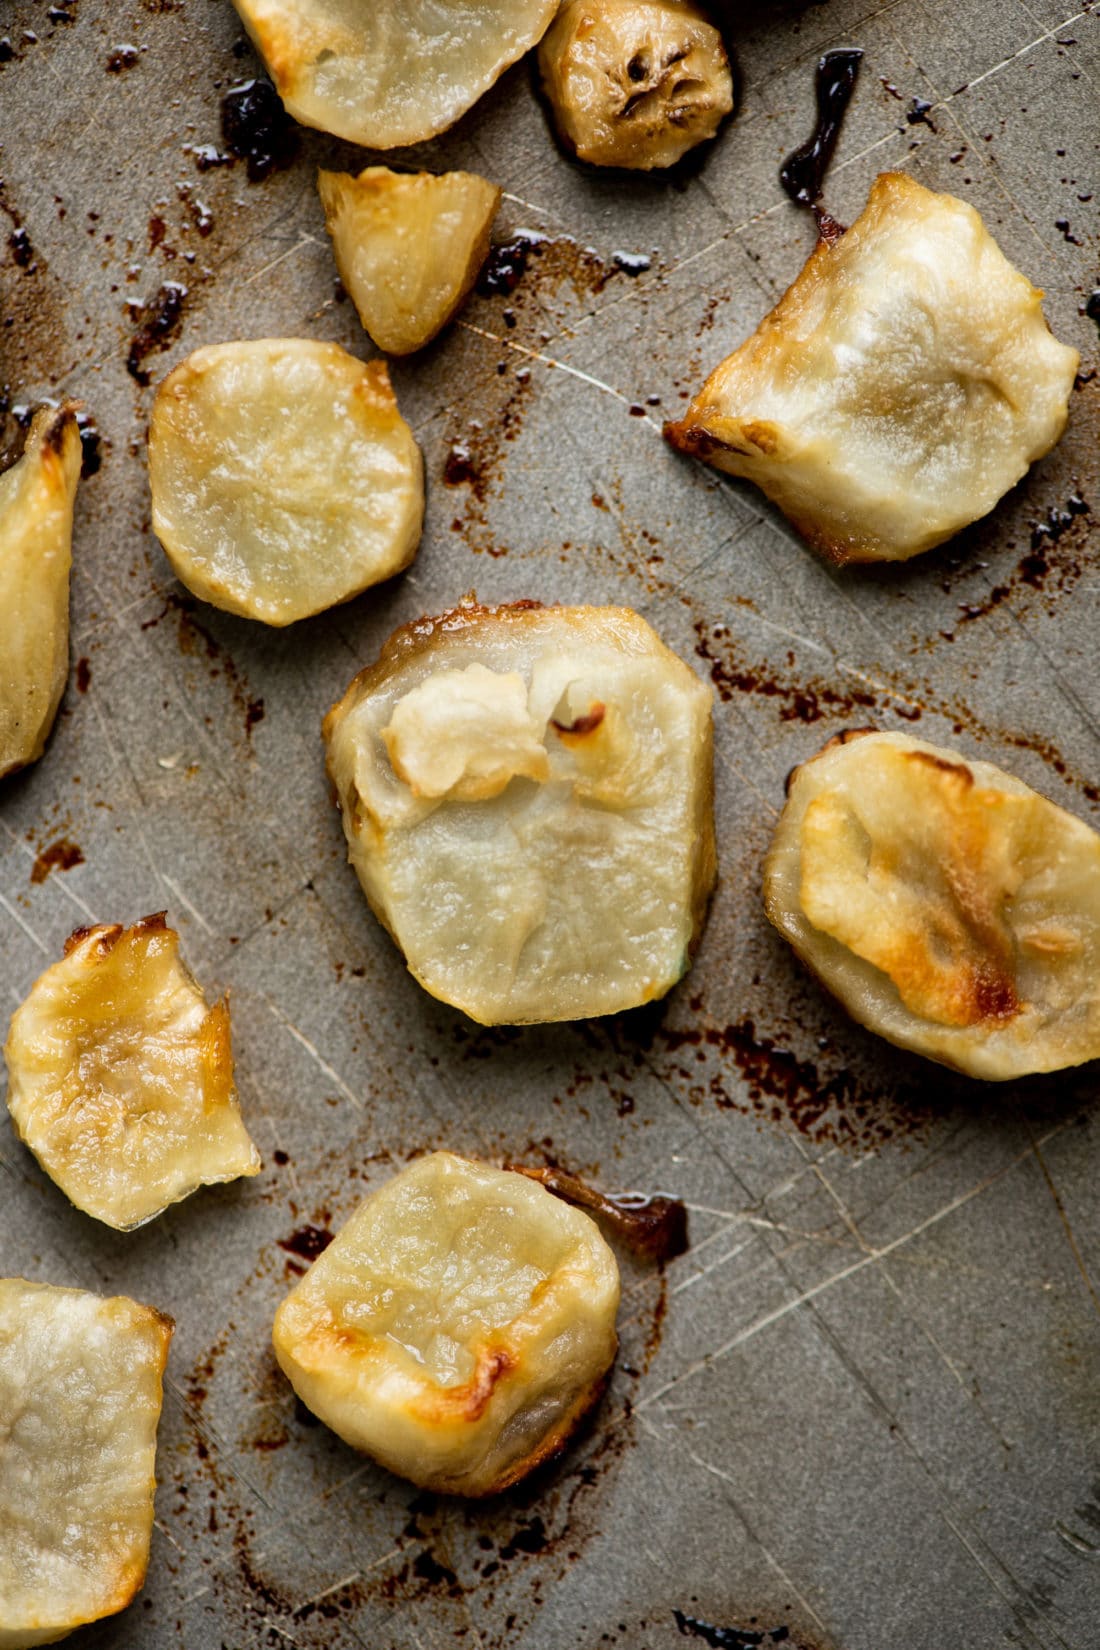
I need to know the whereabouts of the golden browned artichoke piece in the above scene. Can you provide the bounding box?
[538,0,733,169]
[273,1153,620,1495]
[666,173,1079,563]
[323,600,717,1025]
[232,0,558,148]
[0,1279,172,1648]
[0,403,81,780]
[318,167,501,356]
[764,730,1100,1079]
[148,340,424,625]
[4,915,260,1229]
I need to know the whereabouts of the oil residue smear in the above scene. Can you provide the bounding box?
[779,48,864,240]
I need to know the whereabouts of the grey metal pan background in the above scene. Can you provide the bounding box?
[1,1,1098,1646]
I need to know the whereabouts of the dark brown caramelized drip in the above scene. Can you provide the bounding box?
[476,231,547,296]
[126,281,187,383]
[511,1165,688,1263]
[277,1225,334,1264]
[674,1611,803,1649]
[779,48,863,238]
[220,78,298,182]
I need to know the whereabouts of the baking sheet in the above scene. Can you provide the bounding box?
[1,0,1098,1645]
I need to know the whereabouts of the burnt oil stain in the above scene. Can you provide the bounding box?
[30,838,85,884]
[1085,288,1100,334]
[693,620,880,723]
[74,410,101,476]
[220,77,298,182]
[126,281,187,384]
[105,43,139,71]
[276,1224,334,1264]
[779,49,863,239]
[674,1609,807,1648]
[954,494,1091,626]
[477,231,547,297]
[140,593,267,745]
[75,656,92,693]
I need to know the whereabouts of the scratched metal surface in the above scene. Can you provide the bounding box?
[1,0,1098,1646]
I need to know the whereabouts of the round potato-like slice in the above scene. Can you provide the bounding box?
[272,1152,620,1495]
[148,340,424,626]
[0,403,81,780]
[318,167,501,356]
[764,730,1100,1079]
[539,0,733,170]
[0,1279,172,1648]
[232,0,558,148]
[323,600,717,1024]
[4,914,260,1230]
[666,173,1079,563]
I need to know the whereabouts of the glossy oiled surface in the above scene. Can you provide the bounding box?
[0,1,1097,1647]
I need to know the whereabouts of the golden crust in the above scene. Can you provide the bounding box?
[4,917,260,1229]
[764,731,1100,1078]
[272,1153,620,1496]
[666,172,1079,564]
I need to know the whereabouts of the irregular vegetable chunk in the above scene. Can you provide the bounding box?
[323,601,716,1024]
[0,404,80,779]
[272,1152,620,1495]
[0,1279,172,1648]
[666,173,1079,563]
[149,340,423,625]
[5,915,260,1229]
[232,0,558,148]
[764,730,1100,1078]
[539,0,733,169]
[318,167,501,356]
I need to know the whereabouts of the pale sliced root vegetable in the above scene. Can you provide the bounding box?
[148,340,423,626]
[272,1152,620,1495]
[538,0,733,170]
[0,1279,172,1648]
[318,167,501,356]
[0,403,80,780]
[764,730,1100,1079]
[665,173,1079,563]
[4,914,260,1230]
[323,599,716,1025]
[232,0,558,148]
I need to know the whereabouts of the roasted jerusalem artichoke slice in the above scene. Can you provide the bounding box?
[666,173,1079,563]
[0,1279,171,1648]
[0,404,80,780]
[318,167,501,356]
[148,340,423,625]
[232,0,558,148]
[323,600,716,1025]
[4,915,260,1229]
[272,1152,620,1495]
[764,731,1100,1079]
[538,0,733,169]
